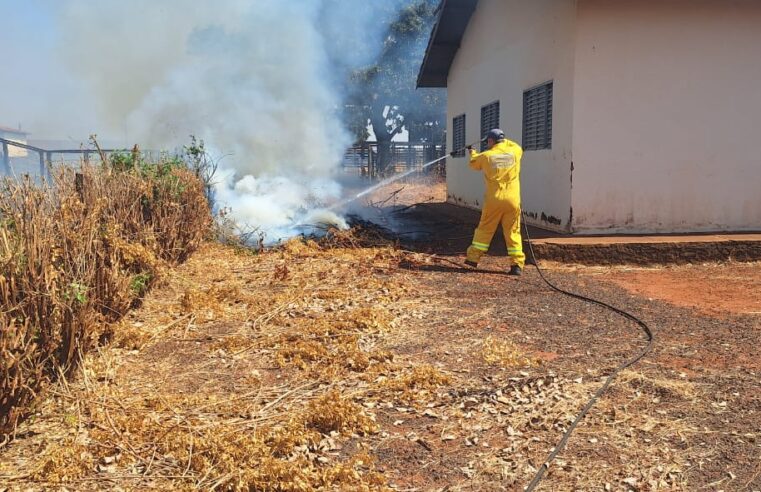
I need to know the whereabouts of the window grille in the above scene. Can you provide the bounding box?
[522,81,553,151]
[480,101,500,151]
[452,114,466,157]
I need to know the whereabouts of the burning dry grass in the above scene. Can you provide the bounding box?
[0,158,210,438]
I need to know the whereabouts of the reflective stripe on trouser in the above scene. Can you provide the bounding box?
[465,200,525,268]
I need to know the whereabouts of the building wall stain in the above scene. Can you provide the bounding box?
[450,196,565,230]
[541,212,562,226]
[448,194,480,208]
[524,209,564,228]
[569,160,574,231]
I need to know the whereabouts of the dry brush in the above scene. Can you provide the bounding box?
[0,158,211,438]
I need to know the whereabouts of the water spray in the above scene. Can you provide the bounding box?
[330,141,480,211]
[293,141,479,236]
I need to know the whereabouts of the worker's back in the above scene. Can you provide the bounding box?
[469,139,523,201]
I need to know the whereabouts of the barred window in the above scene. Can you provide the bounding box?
[480,101,500,151]
[452,114,466,157]
[522,81,553,151]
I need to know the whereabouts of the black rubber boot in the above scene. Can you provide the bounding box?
[508,265,522,276]
[464,260,478,268]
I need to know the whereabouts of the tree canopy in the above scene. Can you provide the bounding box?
[342,0,445,174]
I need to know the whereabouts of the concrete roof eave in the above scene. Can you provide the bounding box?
[416,0,479,88]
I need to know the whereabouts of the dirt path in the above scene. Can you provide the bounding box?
[1,238,759,491]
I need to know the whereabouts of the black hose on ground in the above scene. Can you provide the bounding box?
[392,207,655,491]
[347,196,655,489]
[520,214,655,491]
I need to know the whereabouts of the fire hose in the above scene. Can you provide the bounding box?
[331,145,655,490]
[402,217,654,490]
[519,216,654,491]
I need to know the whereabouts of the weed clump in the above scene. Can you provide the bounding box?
[306,390,378,435]
[0,154,211,437]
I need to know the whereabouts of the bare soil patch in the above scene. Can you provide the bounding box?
[585,262,761,316]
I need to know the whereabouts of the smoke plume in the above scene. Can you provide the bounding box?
[3,0,409,243]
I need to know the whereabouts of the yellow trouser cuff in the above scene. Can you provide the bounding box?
[466,246,486,264]
[471,242,489,252]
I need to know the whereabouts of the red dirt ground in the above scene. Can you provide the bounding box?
[589,263,761,316]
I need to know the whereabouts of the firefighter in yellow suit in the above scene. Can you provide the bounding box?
[465,129,525,276]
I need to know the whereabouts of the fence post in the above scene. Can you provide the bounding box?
[75,172,85,201]
[45,152,53,181]
[1,142,9,174]
[39,151,45,179]
[368,143,372,177]
[361,142,367,177]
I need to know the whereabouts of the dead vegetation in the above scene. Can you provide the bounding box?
[0,157,210,439]
[0,215,758,490]
[481,336,540,369]
[0,233,414,490]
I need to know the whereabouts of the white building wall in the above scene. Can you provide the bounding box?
[446,0,577,231]
[572,0,761,233]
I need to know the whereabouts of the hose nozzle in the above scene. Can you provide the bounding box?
[449,141,479,158]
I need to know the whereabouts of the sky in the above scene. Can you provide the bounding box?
[0,0,101,141]
[0,0,412,144]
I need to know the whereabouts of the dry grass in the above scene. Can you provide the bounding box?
[1,218,740,491]
[481,336,540,368]
[26,386,386,491]
[0,159,210,438]
[542,370,700,490]
[380,364,451,403]
[1,231,408,490]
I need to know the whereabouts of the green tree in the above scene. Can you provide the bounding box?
[344,0,445,176]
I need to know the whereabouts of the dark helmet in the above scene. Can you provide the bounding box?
[484,128,506,142]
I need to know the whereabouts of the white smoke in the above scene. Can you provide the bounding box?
[45,0,406,243]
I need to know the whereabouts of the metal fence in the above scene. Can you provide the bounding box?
[1,137,448,181]
[342,142,446,177]
[0,137,159,180]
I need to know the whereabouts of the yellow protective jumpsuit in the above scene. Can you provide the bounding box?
[466,139,525,268]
